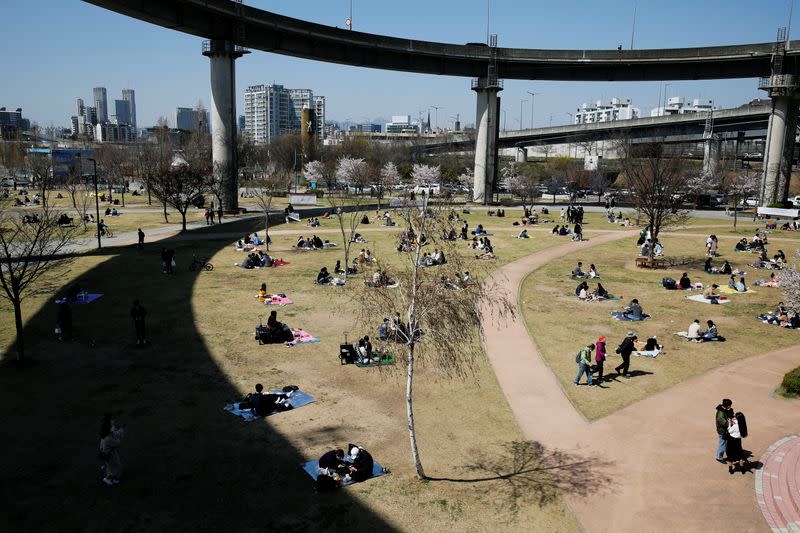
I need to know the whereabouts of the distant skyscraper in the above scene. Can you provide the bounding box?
[114,99,130,126]
[122,88,136,133]
[313,96,326,141]
[85,106,98,126]
[76,98,85,117]
[93,87,108,123]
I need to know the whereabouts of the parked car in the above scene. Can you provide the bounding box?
[741,197,759,207]
[790,195,800,207]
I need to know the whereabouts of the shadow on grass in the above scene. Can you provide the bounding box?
[427,440,614,514]
[0,220,396,532]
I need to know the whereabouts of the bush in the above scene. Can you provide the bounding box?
[768,201,793,209]
[781,366,800,395]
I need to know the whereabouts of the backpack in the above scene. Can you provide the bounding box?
[662,277,676,290]
[575,352,582,364]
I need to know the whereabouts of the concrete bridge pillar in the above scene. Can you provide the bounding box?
[515,147,528,163]
[759,75,800,206]
[203,40,248,212]
[702,137,721,176]
[472,77,502,204]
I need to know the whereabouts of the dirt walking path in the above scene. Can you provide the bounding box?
[481,230,800,532]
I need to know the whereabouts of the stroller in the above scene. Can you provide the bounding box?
[255,315,270,345]
[339,332,358,364]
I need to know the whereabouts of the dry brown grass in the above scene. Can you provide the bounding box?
[0,212,579,532]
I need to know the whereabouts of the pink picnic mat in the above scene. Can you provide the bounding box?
[265,295,293,306]
[286,329,319,346]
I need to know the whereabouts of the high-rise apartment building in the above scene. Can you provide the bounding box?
[574,98,640,124]
[122,89,136,132]
[76,98,85,117]
[244,84,326,143]
[93,87,108,123]
[114,99,130,126]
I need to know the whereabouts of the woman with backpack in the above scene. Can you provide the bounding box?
[726,412,750,473]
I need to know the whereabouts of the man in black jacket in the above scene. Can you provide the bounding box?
[348,445,374,482]
[614,331,637,377]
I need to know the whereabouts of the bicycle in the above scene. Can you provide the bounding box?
[189,255,214,271]
[96,226,114,238]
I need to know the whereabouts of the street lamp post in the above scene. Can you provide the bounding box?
[501,109,507,132]
[565,113,574,157]
[526,91,542,129]
[519,99,527,131]
[87,157,102,249]
[662,83,672,116]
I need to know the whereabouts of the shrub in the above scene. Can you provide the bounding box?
[781,366,800,396]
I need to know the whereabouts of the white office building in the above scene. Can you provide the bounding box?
[244,84,326,143]
[650,97,714,117]
[384,115,419,134]
[574,98,640,124]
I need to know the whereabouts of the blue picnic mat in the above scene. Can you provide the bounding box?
[55,293,103,305]
[302,456,386,486]
[223,390,315,422]
[611,311,648,321]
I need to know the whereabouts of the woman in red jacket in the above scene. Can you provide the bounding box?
[593,336,607,384]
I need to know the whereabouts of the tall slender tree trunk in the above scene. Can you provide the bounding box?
[180,210,187,232]
[147,185,152,206]
[264,212,271,252]
[406,343,425,478]
[13,299,25,362]
[733,198,738,230]
[162,200,169,223]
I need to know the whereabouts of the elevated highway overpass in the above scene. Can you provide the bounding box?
[83,0,800,206]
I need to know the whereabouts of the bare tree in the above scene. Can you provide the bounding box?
[354,201,514,478]
[27,151,53,209]
[618,141,690,259]
[507,167,539,213]
[779,252,800,311]
[328,157,371,281]
[723,171,760,229]
[543,175,565,204]
[0,203,75,361]
[63,163,94,231]
[95,144,129,207]
[149,141,211,232]
[250,156,291,251]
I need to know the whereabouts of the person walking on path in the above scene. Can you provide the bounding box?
[614,331,637,377]
[573,343,595,386]
[137,228,145,250]
[593,336,607,384]
[715,399,734,463]
[131,300,147,345]
[217,207,223,225]
[99,414,124,486]
[572,222,583,242]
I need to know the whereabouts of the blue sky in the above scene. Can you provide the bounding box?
[3,0,798,130]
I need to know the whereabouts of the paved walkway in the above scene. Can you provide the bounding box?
[480,230,800,532]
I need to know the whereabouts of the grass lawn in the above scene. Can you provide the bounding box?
[0,210,577,532]
[521,231,800,420]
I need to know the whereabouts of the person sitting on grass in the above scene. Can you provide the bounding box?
[687,319,702,340]
[703,284,720,303]
[473,224,486,236]
[576,281,590,300]
[317,267,332,285]
[378,318,390,341]
[735,276,748,292]
[552,225,559,235]
[623,299,647,320]
[459,271,471,287]
[727,274,737,290]
[517,228,529,239]
[356,336,373,361]
[704,257,713,273]
[334,260,344,275]
[735,238,748,251]
[588,264,599,279]
[634,336,660,352]
[593,283,609,300]
[559,225,570,236]
[678,272,692,290]
[257,283,268,302]
[703,320,718,340]
[572,262,586,278]
[361,214,370,225]
[720,260,732,275]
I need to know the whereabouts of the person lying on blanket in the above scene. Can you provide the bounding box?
[634,336,660,352]
[757,273,780,287]
[238,384,293,416]
[623,299,647,320]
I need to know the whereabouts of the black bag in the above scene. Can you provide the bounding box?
[575,352,582,364]
[661,277,677,290]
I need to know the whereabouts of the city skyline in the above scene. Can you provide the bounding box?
[3,0,798,131]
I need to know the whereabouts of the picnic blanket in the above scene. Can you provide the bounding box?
[323,242,338,248]
[611,311,649,321]
[273,259,290,266]
[286,329,319,346]
[302,456,387,486]
[633,348,663,358]
[223,390,315,422]
[754,280,779,287]
[718,286,755,295]
[265,295,293,306]
[55,293,103,305]
[676,332,726,342]
[686,294,730,304]
[287,213,301,222]
[355,353,397,367]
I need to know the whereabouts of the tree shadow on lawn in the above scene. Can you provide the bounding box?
[0,226,396,532]
[426,440,615,515]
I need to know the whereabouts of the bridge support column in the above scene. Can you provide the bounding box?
[515,147,528,163]
[472,77,502,204]
[203,40,248,213]
[702,137,721,176]
[759,75,800,206]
